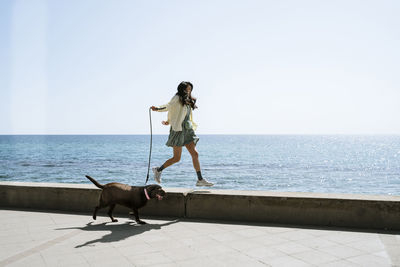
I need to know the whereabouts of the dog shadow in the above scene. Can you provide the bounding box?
[56,218,179,248]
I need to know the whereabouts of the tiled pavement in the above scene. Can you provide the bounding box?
[0,209,399,267]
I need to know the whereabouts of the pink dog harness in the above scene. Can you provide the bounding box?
[144,188,150,200]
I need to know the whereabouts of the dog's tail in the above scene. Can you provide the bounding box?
[85,175,104,189]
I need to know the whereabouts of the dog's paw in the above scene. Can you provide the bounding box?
[112,219,118,222]
[137,220,147,225]
[93,216,96,220]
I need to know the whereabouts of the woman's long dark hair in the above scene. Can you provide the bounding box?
[176,81,197,109]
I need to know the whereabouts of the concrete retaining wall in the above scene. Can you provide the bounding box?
[1,182,399,230]
[0,182,185,218]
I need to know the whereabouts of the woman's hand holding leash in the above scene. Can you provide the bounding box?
[151,106,168,125]
[151,106,167,111]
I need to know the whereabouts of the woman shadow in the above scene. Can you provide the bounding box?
[56,218,179,248]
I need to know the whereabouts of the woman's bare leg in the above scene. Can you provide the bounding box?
[162,146,182,169]
[185,142,200,172]
[185,142,213,185]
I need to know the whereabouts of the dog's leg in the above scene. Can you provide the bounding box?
[93,204,108,220]
[93,197,108,220]
[132,208,146,224]
[93,206,99,220]
[108,204,118,222]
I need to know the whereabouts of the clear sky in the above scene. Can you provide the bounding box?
[1,0,399,135]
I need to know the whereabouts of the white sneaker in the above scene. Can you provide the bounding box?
[196,178,214,187]
[152,167,162,184]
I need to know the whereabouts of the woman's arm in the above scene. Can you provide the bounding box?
[151,95,178,112]
[150,106,167,111]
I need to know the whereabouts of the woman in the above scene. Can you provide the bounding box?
[151,81,213,187]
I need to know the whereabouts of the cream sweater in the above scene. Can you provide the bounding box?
[156,95,197,132]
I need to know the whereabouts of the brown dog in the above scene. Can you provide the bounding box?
[85,175,165,224]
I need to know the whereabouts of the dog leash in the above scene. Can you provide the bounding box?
[146,107,152,184]
[146,106,166,184]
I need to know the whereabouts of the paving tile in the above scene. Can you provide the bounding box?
[142,233,171,244]
[234,228,267,238]
[276,230,316,241]
[304,229,335,237]
[345,239,385,254]
[0,234,33,245]
[126,251,174,266]
[225,238,262,251]
[242,246,286,261]
[316,244,366,259]
[273,241,313,254]
[5,252,46,267]
[318,259,362,267]
[378,233,400,266]
[323,231,377,245]
[346,254,392,267]
[212,251,267,267]
[117,242,157,257]
[183,222,227,235]
[296,236,340,249]
[1,224,29,236]
[176,257,221,267]
[0,244,26,261]
[262,255,311,267]
[81,246,123,263]
[178,235,220,250]
[147,239,183,251]
[196,243,237,257]
[86,256,133,267]
[209,231,244,242]
[41,252,89,266]
[249,235,288,246]
[373,250,391,259]
[41,239,84,255]
[163,228,201,240]
[162,245,200,261]
[263,226,298,234]
[292,249,340,265]
[215,223,253,232]
[154,263,179,267]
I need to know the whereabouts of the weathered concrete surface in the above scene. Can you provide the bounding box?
[1,182,399,230]
[186,190,400,230]
[0,182,186,218]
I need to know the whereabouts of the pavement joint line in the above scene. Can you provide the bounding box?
[379,234,400,266]
[0,229,81,267]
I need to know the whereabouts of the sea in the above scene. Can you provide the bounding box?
[0,135,399,196]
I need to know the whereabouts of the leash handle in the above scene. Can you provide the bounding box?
[146,107,152,184]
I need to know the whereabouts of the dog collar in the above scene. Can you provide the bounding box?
[144,188,150,200]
